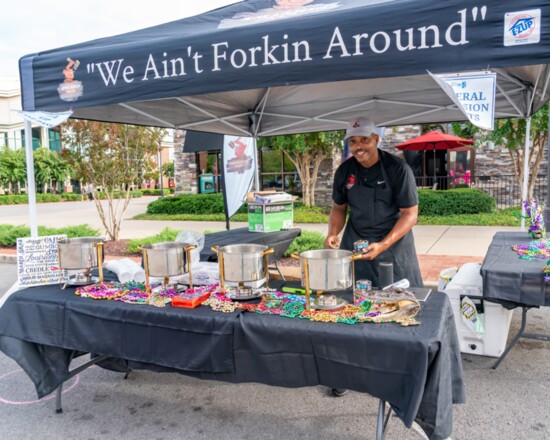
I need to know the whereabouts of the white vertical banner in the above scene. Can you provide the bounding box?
[222,135,255,218]
[429,71,496,130]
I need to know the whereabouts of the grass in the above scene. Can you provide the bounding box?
[417,207,520,226]
[127,228,325,257]
[134,206,522,227]
[134,205,329,223]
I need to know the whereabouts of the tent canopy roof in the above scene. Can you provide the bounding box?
[19,0,550,135]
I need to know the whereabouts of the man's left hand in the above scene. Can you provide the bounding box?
[359,242,387,260]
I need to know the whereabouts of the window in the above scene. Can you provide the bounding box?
[49,130,62,151]
[260,148,301,194]
[21,128,41,150]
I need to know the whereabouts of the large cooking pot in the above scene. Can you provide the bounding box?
[141,242,197,278]
[212,244,274,287]
[292,249,362,292]
[58,237,105,270]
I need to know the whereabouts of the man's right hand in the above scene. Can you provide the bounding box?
[324,235,340,249]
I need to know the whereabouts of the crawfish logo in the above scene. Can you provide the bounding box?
[346,174,356,189]
[57,57,83,102]
[226,137,253,174]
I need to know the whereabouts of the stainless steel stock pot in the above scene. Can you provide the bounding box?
[57,237,105,270]
[212,244,274,284]
[141,242,197,277]
[292,249,362,291]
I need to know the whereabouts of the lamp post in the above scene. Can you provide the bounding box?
[157,146,165,198]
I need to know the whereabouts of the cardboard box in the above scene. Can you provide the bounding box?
[245,191,298,203]
[248,202,294,232]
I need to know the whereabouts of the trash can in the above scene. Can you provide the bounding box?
[199,173,215,194]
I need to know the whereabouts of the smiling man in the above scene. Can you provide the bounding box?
[324,117,423,289]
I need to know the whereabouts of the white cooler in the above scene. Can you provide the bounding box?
[444,263,513,358]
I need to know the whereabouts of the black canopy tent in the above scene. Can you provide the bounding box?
[20,0,550,132]
[18,0,550,232]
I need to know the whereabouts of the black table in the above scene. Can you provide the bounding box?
[0,284,464,440]
[481,231,550,367]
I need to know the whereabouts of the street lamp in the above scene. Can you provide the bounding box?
[157,146,165,198]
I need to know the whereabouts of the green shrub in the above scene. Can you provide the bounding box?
[283,230,325,256]
[61,193,84,201]
[146,193,247,215]
[127,228,181,253]
[418,188,495,216]
[0,195,28,205]
[142,189,175,195]
[0,224,100,246]
[100,190,143,199]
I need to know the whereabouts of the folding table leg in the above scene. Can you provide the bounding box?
[493,306,550,369]
[376,400,392,440]
[54,354,110,413]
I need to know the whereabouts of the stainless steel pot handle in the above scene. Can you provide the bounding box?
[93,241,105,283]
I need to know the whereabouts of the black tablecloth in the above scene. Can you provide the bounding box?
[0,284,464,440]
[481,232,550,308]
[201,227,301,262]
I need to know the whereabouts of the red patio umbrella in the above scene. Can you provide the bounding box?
[396,131,474,185]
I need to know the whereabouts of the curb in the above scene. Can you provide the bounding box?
[0,254,16,264]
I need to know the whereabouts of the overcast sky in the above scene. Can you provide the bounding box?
[0,0,239,78]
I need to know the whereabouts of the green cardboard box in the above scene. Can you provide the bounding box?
[248,202,294,232]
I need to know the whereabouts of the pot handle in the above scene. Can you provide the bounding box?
[211,245,219,253]
[351,254,364,261]
[184,244,198,251]
[262,248,275,257]
[290,252,300,260]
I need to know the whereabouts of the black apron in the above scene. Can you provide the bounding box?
[340,154,423,288]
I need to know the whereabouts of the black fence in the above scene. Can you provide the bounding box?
[415,175,549,209]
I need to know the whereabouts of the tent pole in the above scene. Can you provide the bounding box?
[520,117,531,231]
[24,120,38,238]
[253,136,260,191]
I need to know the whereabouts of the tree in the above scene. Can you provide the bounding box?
[0,147,26,194]
[33,148,72,193]
[451,103,548,200]
[258,131,344,207]
[61,120,166,241]
[162,161,175,178]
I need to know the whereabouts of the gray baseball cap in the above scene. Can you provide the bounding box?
[344,117,377,140]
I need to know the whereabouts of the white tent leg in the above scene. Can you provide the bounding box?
[520,117,532,231]
[24,120,38,237]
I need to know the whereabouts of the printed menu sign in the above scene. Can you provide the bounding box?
[17,235,67,287]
